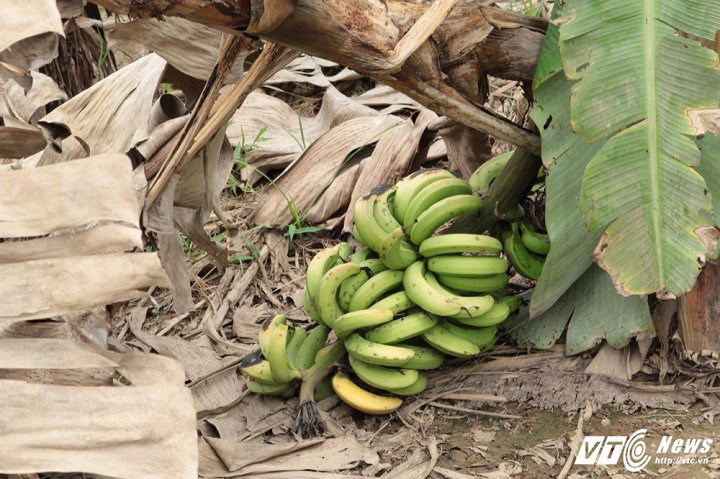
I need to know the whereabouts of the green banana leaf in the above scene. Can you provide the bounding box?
[697,132,720,226]
[557,0,720,296]
[528,17,605,316]
[508,265,654,355]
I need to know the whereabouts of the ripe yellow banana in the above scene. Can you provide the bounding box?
[331,372,402,415]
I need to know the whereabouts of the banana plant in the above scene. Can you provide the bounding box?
[555,0,720,297]
[528,0,720,318]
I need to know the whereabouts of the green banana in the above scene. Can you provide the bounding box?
[424,271,494,319]
[350,247,376,264]
[246,378,296,396]
[306,243,353,302]
[427,255,508,277]
[444,323,497,349]
[403,177,472,230]
[519,219,551,255]
[418,234,502,257]
[344,333,415,367]
[372,185,402,233]
[295,324,330,370]
[402,261,462,316]
[349,269,404,311]
[313,376,334,401]
[379,226,419,270]
[468,151,513,196]
[316,262,361,327]
[352,224,368,247]
[451,302,510,327]
[498,295,522,313]
[285,327,307,368]
[258,314,286,358]
[370,291,415,314]
[365,309,438,344]
[353,194,388,253]
[339,259,387,311]
[385,372,428,396]
[409,194,484,245]
[501,225,544,280]
[302,286,322,323]
[393,169,456,224]
[332,308,394,338]
[437,273,509,293]
[396,343,444,369]
[268,323,301,382]
[348,355,419,390]
[422,322,480,358]
[240,351,282,385]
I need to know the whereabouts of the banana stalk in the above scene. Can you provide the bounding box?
[295,341,347,438]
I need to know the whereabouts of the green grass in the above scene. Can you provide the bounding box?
[506,0,545,16]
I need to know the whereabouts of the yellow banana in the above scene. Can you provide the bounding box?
[331,372,403,415]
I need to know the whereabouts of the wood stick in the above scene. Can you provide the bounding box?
[428,401,521,419]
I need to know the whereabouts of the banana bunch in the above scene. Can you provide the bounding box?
[241,314,332,399]
[501,220,549,281]
[468,152,550,282]
[244,167,527,415]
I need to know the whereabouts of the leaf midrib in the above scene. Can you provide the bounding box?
[644,0,663,284]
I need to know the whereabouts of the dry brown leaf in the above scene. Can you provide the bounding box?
[305,162,361,224]
[251,114,399,226]
[37,53,166,159]
[0,338,196,478]
[108,16,256,82]
[439,123,492,179]
[1,253,170,321]
[230,87,379,185]
[0,1,62,79]
[0,154,138,238]
[0,223,142,264]
[343,108,437,231]
[2,71,67,124]
[201,434,379,477]
[0,126,46,159]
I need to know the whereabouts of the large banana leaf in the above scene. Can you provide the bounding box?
[529,19,605,316]
[509,264,653,355]
[558,0,720,296]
